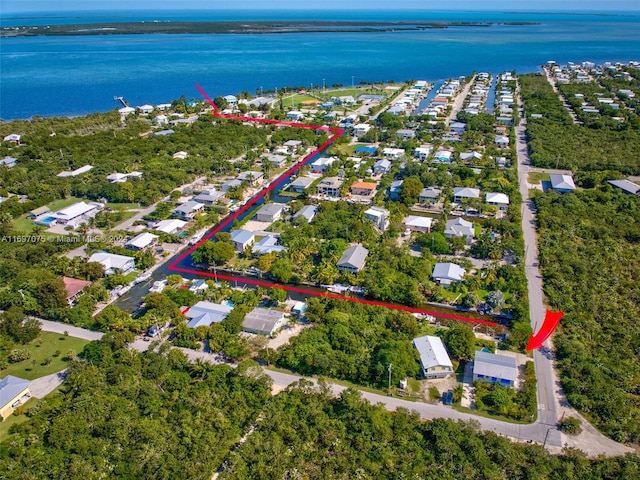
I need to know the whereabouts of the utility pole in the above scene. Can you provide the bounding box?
[387,363,393,392]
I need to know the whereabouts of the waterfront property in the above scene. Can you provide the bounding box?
[88,252,135,275]
[413,335,454,379]
[152,219,187,235]
[252,236,287,256]
[255,203,285,223]
[316,177,343,197]
[238,170,264,186]
[336,244,368,273]
[173,200,205,219]
[473,351,517,388]
[62,277,92,306]
[311,156,338,174]
[242,308,286,337]
[185,301,233,328]
[231,229,255,252]
[125,232,159,251]
[288,176,315,193]
[432,262,466,286]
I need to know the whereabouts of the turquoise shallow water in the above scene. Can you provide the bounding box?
[1,10,639,119]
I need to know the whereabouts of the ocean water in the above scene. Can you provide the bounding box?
[1,10,639,119]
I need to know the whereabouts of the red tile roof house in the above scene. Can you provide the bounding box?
[62,277,92,306]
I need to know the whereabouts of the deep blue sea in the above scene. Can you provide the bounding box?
[1,10,639,119]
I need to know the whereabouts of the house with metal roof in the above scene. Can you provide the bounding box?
[194,190,225,206]
[336,244,369,273]
[316,177,343,197]
[185,301,233,328]
[608,179,640,195]
[242,307,286,336]
[88,252,135,275]
[0,156,17,168]
[238,170,264,186]
[293,205,317,223]
[473,351,518,388]
[453,187,481,203]
[152,219,187,235]
[50,201,102,228]
[432,262,466,287]
[364,206,390,231]
[404,215,433,233]
[173,200,205,219]
[311,156,338,174]
[231,229,255,252]
[252,235,288,256]
[288,176,315,193]
[57,165,94,178]
[373,159,391,175]
[444,218,475,243]
[0,375,31,420]
[382,148,405,160]
[221,179,243,192]
[485,192,510,210]
[262,154,288,168]
[388,179,403,201]
[255,203,285,223]
[419,187,442,204]
[413,335,454,379]
[549,174,576,193]
[434,150,453,163]
[353,124,372,137]
[125,232,159,251]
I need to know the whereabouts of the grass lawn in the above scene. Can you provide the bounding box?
[0,397,38,439]
[453,404,536,425]
[47,196,83,211]
[2,332,89,381]
[283,94,320,108]
[12,216,37,234]
[528,172,550,185]
[106,202,141,210]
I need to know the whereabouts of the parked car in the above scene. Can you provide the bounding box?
[443,390,454,405]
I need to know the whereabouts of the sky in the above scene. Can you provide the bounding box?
[3,0,639,13]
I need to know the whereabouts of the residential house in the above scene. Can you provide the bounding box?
[486,192,510,210]
[263,154,287,168]
[185,301,233,328]
[88,252,135,275]
[549,174,576,193]
[373,159,391,175]
[62,277,92,306]
[0,156,17,168]
[194,189,225,206]
[231,229,255,252]
[353,124,372,137]
[0,376,31,420]
[252,235,288,256]
[397,129,416,140]
[242,308,286,336]
[434,150,453,163]
[293,205,317,223]
[189,279,209,293]
[413,335,454,379]
[459,151,483,163]
[473,351,517,388]
[404,215,433,233]
[382,148,405,160]
[172,151,188,160]
[57,165,94,177]
[174,201,205,219]
[125,232,159,251]
[608,179,640,196]
[450,122,466,135]
[255,203,285,223]
[350,181,377,196]
[221,179,243,192]
[364,206,390,231]
[106,171,142,183]
[118,107,135,116]
[50,201,102,229]
[453,187,480,203]
[311,156,338,174]
[317,177,343,197]
[137,104,154,114]
[223,94,238,105]
[154,129,175,136]
[286,111,304,121]
[444,218,475,243]
[388,179,403,201]
[414,145,433,161]
[152,219,187,235]
[432,262,466,287]
[238,170,264,186]
[336,244,369,273]
[283,139,302,150]
[495,135,510,149]
[29,206,50,220]
[288,176,315,193]
[419,187,442,205]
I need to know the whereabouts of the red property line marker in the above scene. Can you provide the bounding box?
[526,310,564,350]
[167,85,497,328]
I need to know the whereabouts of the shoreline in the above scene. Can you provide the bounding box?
[0,20,539,38]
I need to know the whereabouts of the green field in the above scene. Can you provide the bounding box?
[13,196,84,235]
[2,332,90,380]
[46,196,83,211]
[527,172,550,185]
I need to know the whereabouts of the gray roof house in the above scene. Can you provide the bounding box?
[0,156,17,168]
[221,179,243,192]
[473,351,518,388]
[255,203,285,223]
[419,187,442,204]
[373,159,392,174]
[252,236,288,256]
[174,200,205,219]
[185,301,233,328]
[231,229,255,252]
[242,307,286,336]
[194,190,225,205]
[549,174,576,193]
[453,187,481,202]
[336,244,369,274]
[87,252,135,275]
[432,262,466,287]
[293,205,318,223]
[413,335,454,379]
[263,154,288,168]
[444,218,474,243]
[238,170,264,185]
[0,375,31,420]
[608,179,640,195]
[288,176,315,193]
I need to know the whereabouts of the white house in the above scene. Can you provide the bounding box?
[485,192,510,210]
[353,124,372,137]
[231,229,255,252]
[172,151,189,160]
[118,107,135,116]
[495,135,510,148]
[414,145,433,161]
[432,262,466,286]
[404,215,433,233]
[434,150,453,163]
[413,335,454,379]
[382,148,405,160]
[288,176,315,193]
[450,122,466,135]
[252,236,288,256]
[311,156,338,174]
[364,206,390,231]
[137,104,154,114]
[57,165,94,177]
[549,173,576,193]
[51,201,102,229]
[153,219,187,235]
[286,111,304,121]
[373,159,391,175]
[0,156,17,168]
[88,252,135,275]
[106,171,142,183]
[262,154,287,168]
[125,232,159,251]
[453,187,481,203]
[444,218,475,243]
[293,205,317,223]
[336,244,368,273]
[174,201,204,219]
[185,301,233,328]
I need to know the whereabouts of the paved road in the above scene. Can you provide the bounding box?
[445,75,476,124]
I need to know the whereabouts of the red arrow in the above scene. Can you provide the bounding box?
[526,310,564,350]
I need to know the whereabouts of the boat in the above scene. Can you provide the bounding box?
[134,271,152,284]
[189,232,204,245]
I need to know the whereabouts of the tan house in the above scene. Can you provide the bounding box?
[0,375,31,420]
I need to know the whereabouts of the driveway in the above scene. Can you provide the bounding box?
[29,370,66,399]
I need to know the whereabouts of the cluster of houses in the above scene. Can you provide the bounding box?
[412,334,518,388]
[422,78,462,119]
[495,72,516,126]
[462,72,491,117]
[385,80,429,116]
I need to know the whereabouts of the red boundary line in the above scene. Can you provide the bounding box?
[167,84,497,327]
